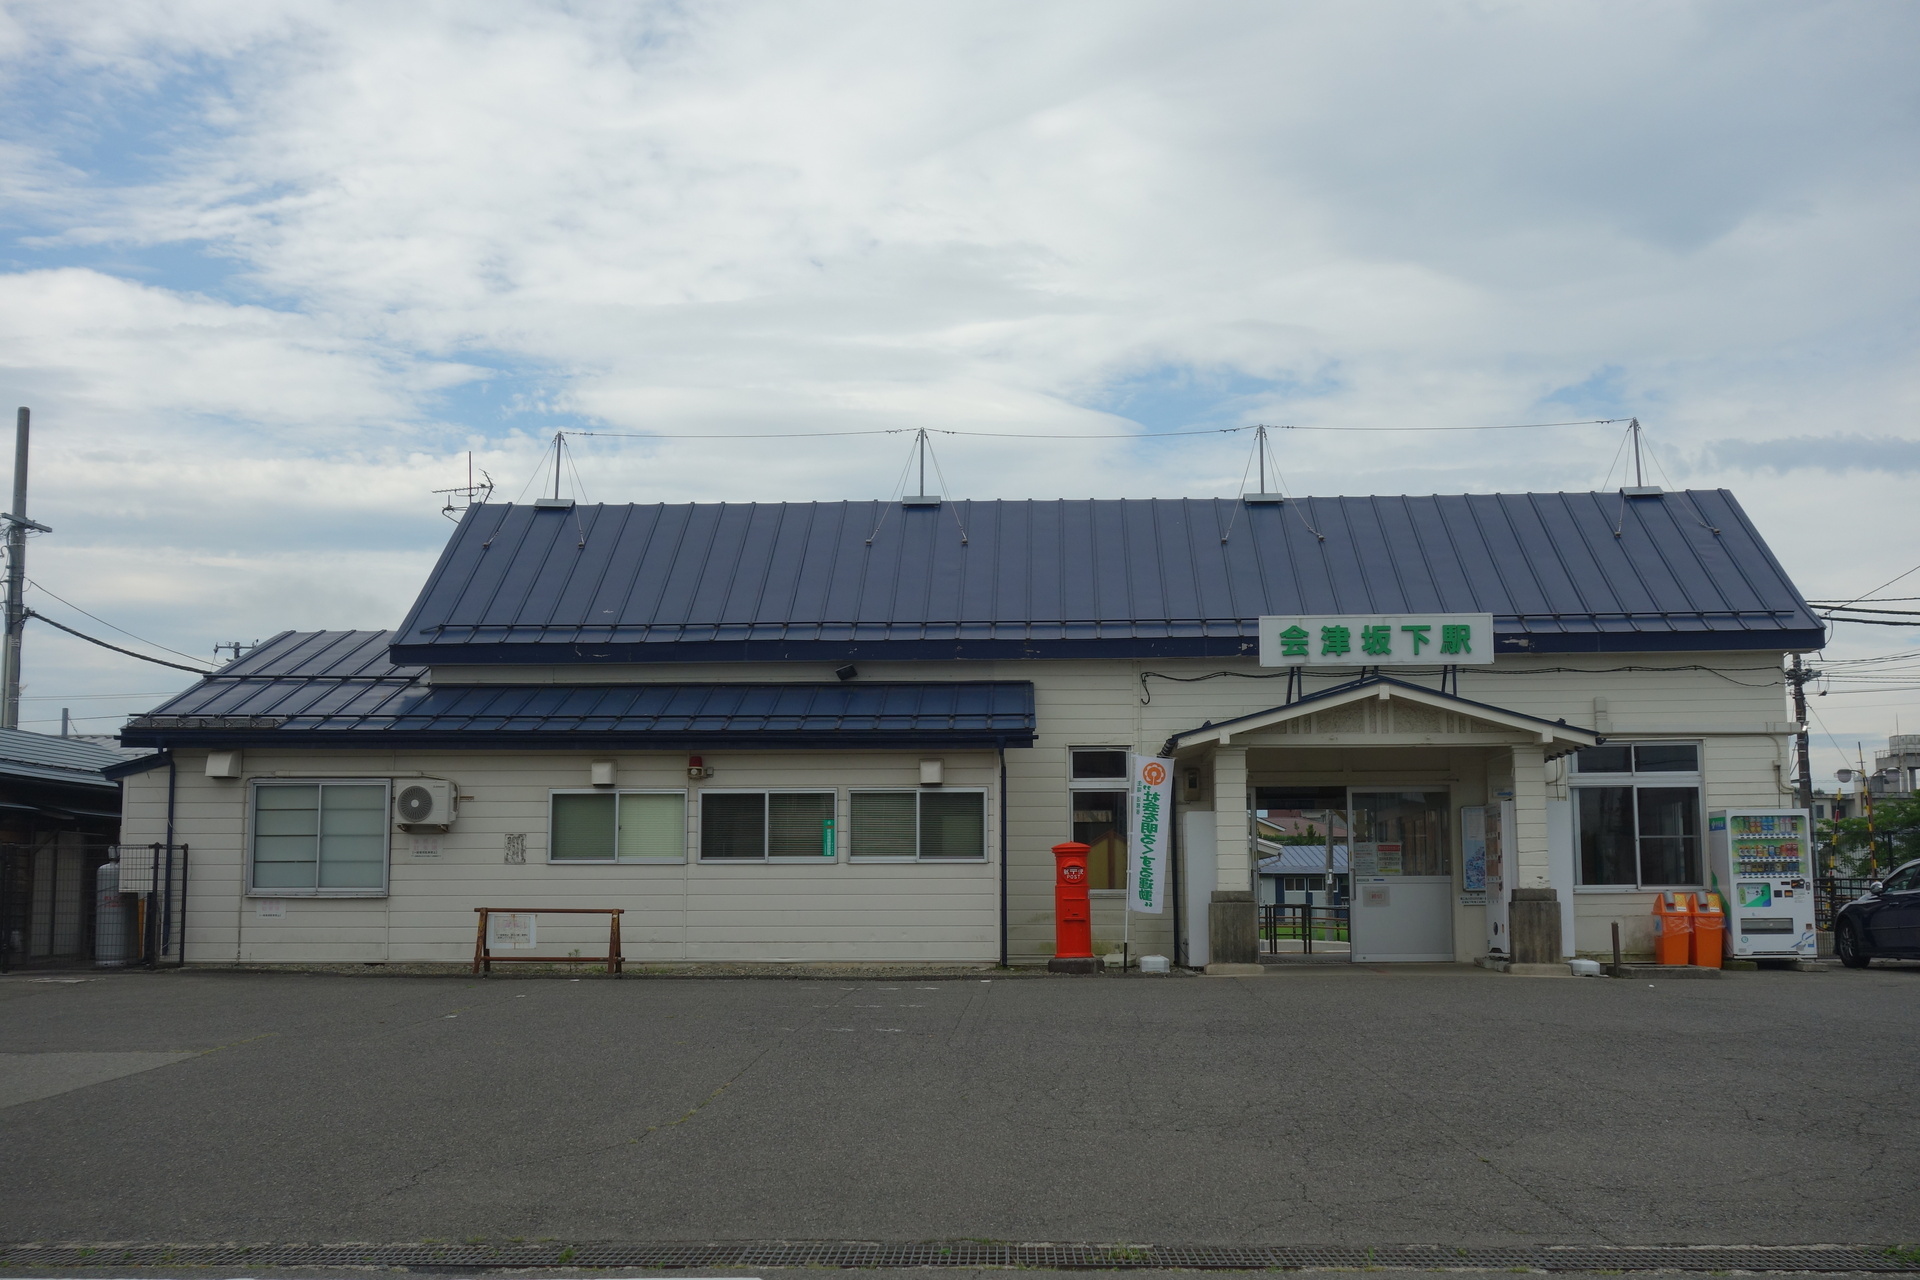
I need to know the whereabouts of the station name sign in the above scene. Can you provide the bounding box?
[1257,613,1496,667]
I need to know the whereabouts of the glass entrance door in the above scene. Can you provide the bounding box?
[1348,788,1454,962]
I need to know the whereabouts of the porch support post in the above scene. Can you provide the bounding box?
[1208,745,1258,969]
[1508,743,1562,965]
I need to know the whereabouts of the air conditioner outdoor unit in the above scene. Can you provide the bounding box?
[394,779,458,831]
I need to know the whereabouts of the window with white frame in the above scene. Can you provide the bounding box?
[1069,747,1130,891]
[251,780,390,895]
[849,790,987,860]
[700,791,837,860]
[549,791,686,862]
[1571,742,1704,888]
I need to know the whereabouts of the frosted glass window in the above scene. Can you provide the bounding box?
[550,792,686,861]
[617,793,685,860]
[551,794,616,860]
[251,782,388,894]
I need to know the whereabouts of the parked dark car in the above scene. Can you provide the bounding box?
[1834,858,1920,967]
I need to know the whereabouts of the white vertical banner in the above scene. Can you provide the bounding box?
[1129,754,1172,915]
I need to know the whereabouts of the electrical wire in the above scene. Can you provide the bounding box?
[24,579,207,665]
[1828,562,1920,612]
[23,610,214,674]
[563,417,1626,442]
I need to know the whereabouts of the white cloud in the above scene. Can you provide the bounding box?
[0,0,1916,771]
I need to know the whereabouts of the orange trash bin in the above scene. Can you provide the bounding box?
[1652,891,1693,965]
[1689,892,1725,968]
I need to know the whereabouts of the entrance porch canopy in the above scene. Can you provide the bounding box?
[1159,675,1603,758]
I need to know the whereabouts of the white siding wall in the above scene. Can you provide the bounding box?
[122,649,1795,965]
[127,749,999,965]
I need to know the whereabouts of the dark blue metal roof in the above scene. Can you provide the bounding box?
[390,493,1823,664]
[121,631,1035,750]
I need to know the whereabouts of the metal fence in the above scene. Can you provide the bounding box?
[113,844,190,968]
[1259,901,1351,955]
[0,838,114,971]
[1815,875,1874,932]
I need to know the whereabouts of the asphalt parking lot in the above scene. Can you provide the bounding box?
[2,962,1917,1250]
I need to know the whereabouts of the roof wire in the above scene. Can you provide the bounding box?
[864,439,921,546]
[1599,421,1634,492]
[1216,444,1259,544]
[922,436,969,545]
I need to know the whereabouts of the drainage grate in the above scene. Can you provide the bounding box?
[0,1241,1912,1273]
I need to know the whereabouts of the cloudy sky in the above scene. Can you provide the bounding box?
[0,0,1915,778]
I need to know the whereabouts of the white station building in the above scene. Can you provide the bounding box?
[113,490,1822,970]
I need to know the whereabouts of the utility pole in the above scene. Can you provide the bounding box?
[1789,654,1813,811]
[1858,744,1878,878]
[3,408,37,731]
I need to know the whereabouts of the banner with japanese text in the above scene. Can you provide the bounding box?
[1128,754,1172,915]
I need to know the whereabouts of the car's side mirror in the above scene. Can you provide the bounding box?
[1868,881,1885,895]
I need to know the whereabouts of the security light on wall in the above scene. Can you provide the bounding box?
[688,755,714,780]
[920,759,944,787]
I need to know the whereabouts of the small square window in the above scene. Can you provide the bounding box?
[1573,744,1633,774]
[1633,743,1699,773]
[1070,749,1128,780]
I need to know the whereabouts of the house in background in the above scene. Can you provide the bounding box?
[0,729,153,969]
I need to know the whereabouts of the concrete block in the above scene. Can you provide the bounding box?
[1203,963,1266,976]
[1504,962,1572,978]
[1605,963,1723,979]
[1046,957,1100,974]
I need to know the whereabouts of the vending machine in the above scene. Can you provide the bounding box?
[1707,808,1816,959]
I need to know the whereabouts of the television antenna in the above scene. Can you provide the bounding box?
[433,451,495,520]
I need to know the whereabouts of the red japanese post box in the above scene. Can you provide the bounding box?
[1048,841,1099,973]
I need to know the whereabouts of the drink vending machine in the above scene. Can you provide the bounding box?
[1707,808,1816,959]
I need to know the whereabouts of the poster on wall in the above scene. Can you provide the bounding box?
[1460,806,1488,907]
[1461,806,1487,891]
[1127,754,1171,915]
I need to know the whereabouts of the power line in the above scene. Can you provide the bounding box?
[25,579,207,664]
[1827,561,1920,612]
[24,610,213,674]
[563,417,1626,442]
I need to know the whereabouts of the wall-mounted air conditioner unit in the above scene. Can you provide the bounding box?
[394,779,458,831]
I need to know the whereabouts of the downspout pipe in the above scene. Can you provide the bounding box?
[1159,771,1175,971]
[998,739,1009,969]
